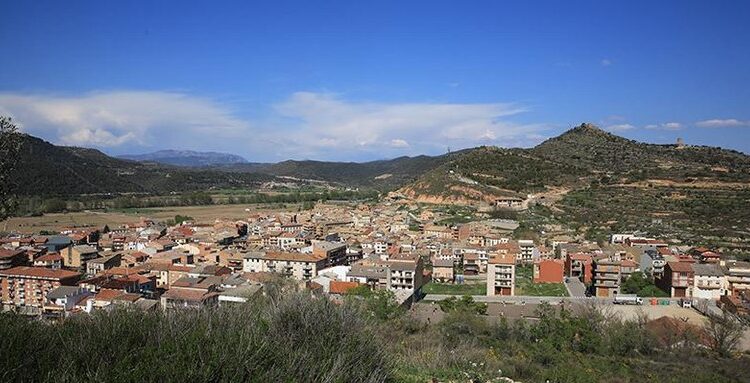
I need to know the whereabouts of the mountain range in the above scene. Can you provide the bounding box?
[118,150,248,167]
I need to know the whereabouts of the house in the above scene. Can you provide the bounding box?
[431,258,456,282]
[33,252,63,269]
[43,286,91,318]
[218,284,263,305]
[533,259,564,284]
[329,281,360,297]
[160,276,221,310]
[0,267,80,314]
[691,263,727,300]
[657,262,694,298]
[486,252,515,296]
[86,253,122,276]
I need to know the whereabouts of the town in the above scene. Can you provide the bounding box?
[2,195,748,339]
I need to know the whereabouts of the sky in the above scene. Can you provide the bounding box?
[1,1,749,161]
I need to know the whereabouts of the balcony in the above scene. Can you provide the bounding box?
[594,280,618,287]
[595,273,620,280]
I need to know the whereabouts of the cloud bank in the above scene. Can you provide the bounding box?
[695,119,750,128]
[0,90,550,161]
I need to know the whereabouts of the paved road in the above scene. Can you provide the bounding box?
[564,278,587,297]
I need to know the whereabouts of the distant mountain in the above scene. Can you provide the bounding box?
[10,135,274,196]
[119,150,248,167]
[215,153,460,189]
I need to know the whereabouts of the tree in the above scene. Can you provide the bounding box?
[705,310,745,357]
[0,116,22,221]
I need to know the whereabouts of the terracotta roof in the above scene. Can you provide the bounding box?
[0,266,79,280]
[668,261,694,273]
[329,281,359,294]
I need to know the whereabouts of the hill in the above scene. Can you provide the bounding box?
[10,135,274,197]
[399,123,750,252]
[119,150,248,167]
[212,153,457,189]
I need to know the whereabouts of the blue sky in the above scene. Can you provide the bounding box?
[1,1,749,161]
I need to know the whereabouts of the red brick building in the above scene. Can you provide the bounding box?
[533,259,564,283]
[657,261,694,298]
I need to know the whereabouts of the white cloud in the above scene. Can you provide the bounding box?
[600,59,612,67]
[0,90,550,161]
[695,118,750,128]
[0,91,249,149]
[645,122,683,131]
[270,92,546,159]
[389,139,409,148]
[604,124,635,132]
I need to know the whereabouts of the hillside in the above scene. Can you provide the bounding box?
[119,150,248,167]
[10,135,274,196]
[399,123,750,251]
[214,153,456,189]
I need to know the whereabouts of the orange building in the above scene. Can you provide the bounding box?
[533,259,564,283]
[565,252,593,284]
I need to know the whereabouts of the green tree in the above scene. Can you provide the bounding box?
[0,116,21,221]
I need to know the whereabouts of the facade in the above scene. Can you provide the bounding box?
[533,259,564,284]
[691,263,727,300]
[657,262,694,298]
[592,258,622,298]
[486,252,515,296]
[0,266,80,313]
[243,251,328,281]
[431,258,455,282]
[565,252,592,284]
[62,245,99,269]
[86,254,122,276]
[517,240,535,264]
[724,261,750,295]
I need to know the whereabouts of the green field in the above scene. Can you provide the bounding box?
[421,282,486,295]
[515,265,568,297]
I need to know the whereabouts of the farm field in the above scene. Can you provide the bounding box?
[1,203,300,233]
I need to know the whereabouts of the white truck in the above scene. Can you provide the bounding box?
[613,294,643,305]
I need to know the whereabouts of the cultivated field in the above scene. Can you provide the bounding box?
[1,203,300,233]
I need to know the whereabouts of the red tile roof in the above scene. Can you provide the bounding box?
[329,281,359,295]
[0,266,79,280]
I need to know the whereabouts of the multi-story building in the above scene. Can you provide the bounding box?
[0,249,27,270]
[657,261,694,298]
[724,261,750,295]
[486,252,515,296]
[348,257,424,293]
[691,263,727,300]
[62,245,99,270]
[592,258,623,297]
[242,251,328,281]
[565,252,592,284]
[0,266,80,313]
[86,253,122,276]
[517,240,535,264]
[640,249,667,278]
[533,259,564,283]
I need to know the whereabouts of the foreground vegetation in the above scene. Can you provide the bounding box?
[2,283,749,383]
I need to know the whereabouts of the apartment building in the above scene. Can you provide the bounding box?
[486,252,515,296]
[724,261,750,295]
[348,256,424,293]
[242,251,328,281]
[62,245,99,269]
[657,261,694,298]
[517,240,535,264]
[0,266,80,313]
[691,263,727,300]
